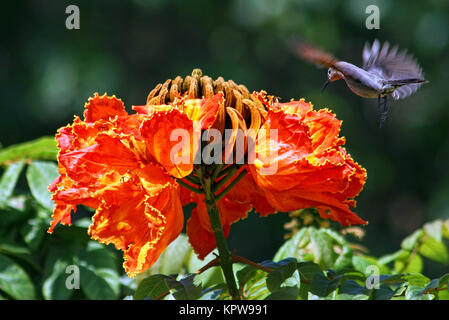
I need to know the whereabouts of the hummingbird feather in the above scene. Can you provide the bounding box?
[363,39,426,100]
[290,39,338,69]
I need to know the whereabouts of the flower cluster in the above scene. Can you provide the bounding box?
[49,83,366,277]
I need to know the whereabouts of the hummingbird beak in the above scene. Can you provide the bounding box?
[321,79,330,93]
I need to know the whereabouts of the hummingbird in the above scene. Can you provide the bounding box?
[291,39,428,127]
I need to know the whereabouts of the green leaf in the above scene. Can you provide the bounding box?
[401,229,424,251]
[442,220,449,239]
[186,249,224,288]
[0,196,31,229]
[309,227,335,269]
[0,137,58,165]
[21,210,48,250]
[150,233,192,275]
[265,286,298,300]
[406,285,434,300]
[418,236,449,264]
[266,258,298,293]
[378,250,405,266]
[371,283,395,300]
[438,290,449,300]
[166,274,203,300]
[423,220,442,242]
[439,273,449,286]
[339,280,367,296]
[333,245,353,271]
[297,261,323,282]
[0,160,25,203]
[0,242,39,270]
[0,254,35,299]
[382,273,430,287]
[423,278,439,292]
[352,255,389,276]
[337,293,369,300]
[42,245,77,300]
[319,228,348,246]
[77,241,120,300]
[394,252,423,273]
[26,161,59,210]
[134,274,171,300]
[236,265,258,289]
[79,265,120,300]
[310,272,337,297]
[273,228,308,261]
[236,264,271,300]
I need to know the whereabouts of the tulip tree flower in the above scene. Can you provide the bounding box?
[48,69,367,299]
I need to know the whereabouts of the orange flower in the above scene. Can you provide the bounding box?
[248,93,367,226]
[49,85,367,277]
[181,94,367,259]
[49,92,223,277]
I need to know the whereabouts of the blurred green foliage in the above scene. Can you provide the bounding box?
[0,0,449,292]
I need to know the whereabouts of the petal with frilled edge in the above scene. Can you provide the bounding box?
[141,108,198,179]
[48,204,77,233]
[88,171,183,277]
[262,188,366,226]
[249,100,367,226]
[58,134,141,186]
[83,93,128,123]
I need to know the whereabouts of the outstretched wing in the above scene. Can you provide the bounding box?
[290,39,339,69]
[362,39,426,100]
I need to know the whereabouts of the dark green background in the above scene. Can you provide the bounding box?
[1,1,448,276]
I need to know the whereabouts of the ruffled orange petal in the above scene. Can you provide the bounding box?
[249,100,367,226]
[56,117,114,154]
[186,204,217,260]
[88,170,183,277]
[83,93,128,123]
[59,134,141,186]
[228,169,276,216]
[141,108,198,179]
[263,189,366,226]
[48,204,77,233]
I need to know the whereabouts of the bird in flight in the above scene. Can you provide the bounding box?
[291,39,428,127]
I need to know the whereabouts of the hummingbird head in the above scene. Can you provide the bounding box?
[322,67,343,92]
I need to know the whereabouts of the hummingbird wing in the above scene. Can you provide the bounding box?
[362,39,426,100]
[290,40,339,69]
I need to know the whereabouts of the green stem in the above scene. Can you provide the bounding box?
[176,178,203,194]
[215,169,247,201]
[216,164,241,180]
[211,164,225,182]
[202,176,240,300]
[184,174,200,185]
[212,167,237,193]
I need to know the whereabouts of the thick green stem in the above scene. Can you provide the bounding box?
[202,176,240,300]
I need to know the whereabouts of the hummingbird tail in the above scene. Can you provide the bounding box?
[385,78,428,86]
